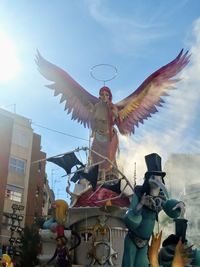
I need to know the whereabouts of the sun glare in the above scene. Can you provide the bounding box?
[0,30,21,82]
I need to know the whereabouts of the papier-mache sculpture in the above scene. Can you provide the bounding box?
[122,153,185,267]
[36,50,189,179]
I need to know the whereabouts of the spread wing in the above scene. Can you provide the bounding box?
[115,49,190,135]
[36,50,99,128]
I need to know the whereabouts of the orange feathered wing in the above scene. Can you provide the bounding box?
[36,50,99,128]
[115,49,190,135]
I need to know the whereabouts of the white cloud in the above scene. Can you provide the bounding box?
[117,17,200,186]
[85,0,171,55]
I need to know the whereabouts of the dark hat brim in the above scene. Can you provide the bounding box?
[145,171,166,179]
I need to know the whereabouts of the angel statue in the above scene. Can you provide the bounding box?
[36,50,189,180]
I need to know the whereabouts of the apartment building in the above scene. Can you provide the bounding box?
[0,108,46,245]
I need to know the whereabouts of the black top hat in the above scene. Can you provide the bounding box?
[144,153,166,179]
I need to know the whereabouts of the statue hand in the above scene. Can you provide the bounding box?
[172,201,185,218]
[140,193,155,207]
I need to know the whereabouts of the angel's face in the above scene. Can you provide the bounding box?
[99,91,110,103]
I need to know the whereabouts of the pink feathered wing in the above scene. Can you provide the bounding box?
[36,49,190,175]
[36,50,99,129]
[115,49,190,135]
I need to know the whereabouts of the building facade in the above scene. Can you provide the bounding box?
[0,108,46,245]
[42,176,55,218]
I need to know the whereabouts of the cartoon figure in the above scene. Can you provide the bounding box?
[36,50,189,178]
[122,153,185,267]
[46,225,72,267]
[42,199,81,266]
[0,254,14,267]
[43,199,69,232]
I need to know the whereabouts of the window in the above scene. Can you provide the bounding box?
[12,127,29,148]
[9,157,26,175]
[6,190,22,202]
[5,184,23,203]
[2,213,12,226]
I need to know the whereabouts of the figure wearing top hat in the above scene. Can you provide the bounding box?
[122,153,185,267]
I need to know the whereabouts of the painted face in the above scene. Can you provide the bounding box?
[57,237,67,247]
[149,175,162,196]
[99,86,112,102]
[99,91,110,103]
[149,175,162,186]
[56,238,63,247]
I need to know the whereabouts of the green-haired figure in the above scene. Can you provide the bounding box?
[122,153,185,267]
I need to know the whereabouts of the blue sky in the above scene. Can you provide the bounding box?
[0,0,200,199]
